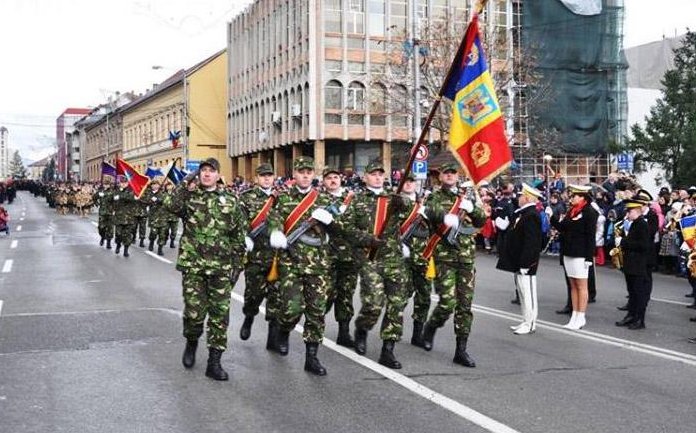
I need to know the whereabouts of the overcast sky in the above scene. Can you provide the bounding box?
[0,0,694,162]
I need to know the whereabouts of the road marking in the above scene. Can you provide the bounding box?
[20,218,24,221]
[10,240,18,249]
[15,225,22,232]
[651,296,691,307]
[144,251,173,264]
[2,260,13,273]
[91,221,98,227]
[230,292,519,433]
[0,300,3,317]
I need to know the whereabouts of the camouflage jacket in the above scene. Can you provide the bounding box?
[164,182,246,276]
[401,193,431,268]
[239,186,276,262]
[267,186,334,275]
[112,187,138,225]
[142,188,170,228]
[93,190,114,216]
[322,188,355,263]
[425,187,486,265]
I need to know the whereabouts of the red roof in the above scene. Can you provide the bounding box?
[62,108,92,115]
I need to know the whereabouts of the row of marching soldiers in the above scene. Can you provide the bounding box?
[49,183,96,217]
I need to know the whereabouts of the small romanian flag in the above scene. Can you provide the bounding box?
[681,215,696,249]
[442,14,512,185]
[115,159,150,199]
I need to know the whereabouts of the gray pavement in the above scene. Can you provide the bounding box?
[1,191,696,433]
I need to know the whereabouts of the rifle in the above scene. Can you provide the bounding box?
[286,203,340,246]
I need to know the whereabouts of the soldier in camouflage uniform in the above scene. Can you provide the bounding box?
[93,180,115,249]
[321,166,358,347]
[142,178,169,256]
[238,163,280,347]
[337,161,411,369]
[134,183,149,247]
[164,158,246,381]
[112,176,139,257]
[267,156,335,376]
[164,182,179,248]
[420,163,486,367]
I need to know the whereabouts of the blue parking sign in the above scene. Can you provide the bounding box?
[616,153,633,172]
[412,160,428,180]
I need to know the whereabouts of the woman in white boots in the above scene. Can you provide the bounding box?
[548,185,598,330]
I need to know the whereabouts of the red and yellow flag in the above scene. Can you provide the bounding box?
[115,159,150,199]
[442,15,511,185]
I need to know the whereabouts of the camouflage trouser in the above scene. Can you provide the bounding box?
[167,220,178,240]
[182,271,233,351]
[98,214,114,240]
[277,269,329,344]
[243,260,280,320]
[407,260,432,323]
[134,215,147,240]
[427,262,475,337]
[355,261,409,342]
[326,260,358,323]
[114,223,136,246]
[148,223,169,246]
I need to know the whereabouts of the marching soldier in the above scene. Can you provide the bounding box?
[420,163,486,367]
[321,166,358,347]
[134,184,149,248]
[238,163,280,346]
[142,178,169,256]
[267,156,335,376]
[164,181,179,248]
[112,176,138,257]
[165,158,246,381]
[93,180,115,249]
[496,183,544,335]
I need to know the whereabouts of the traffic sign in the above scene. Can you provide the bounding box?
[414,144,429,161]
[616,153,634,172]
[412,160,428,180]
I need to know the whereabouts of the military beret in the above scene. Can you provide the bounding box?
[322,166,341,177]
[199,157,220,172]
[438,162,458,174]
[365,160,385,173]
[256,163,274,175]
[293,156,314,170]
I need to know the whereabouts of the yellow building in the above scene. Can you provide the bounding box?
[122,49,230,178]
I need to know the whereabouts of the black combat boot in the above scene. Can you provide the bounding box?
[378,340,402,369]
[170,238,176,248]
[276,330,290,356]
[106,239,112,249]
[182,339,198,368]
[422,322,437,351]
[115,243,121,254]
[148,239,154,251]
[453,336,476,367]
[123,245,130,257]
[139,238,145,248]
[266,320,278,352]
[205,348,229,381]
[615,315,635,327]
[336,321,354,348]
[99,238,105,246]
[354,328,368,355]
[157,245,164,256]
[304,342,327,376]
[240,315,254,341]
[411,321,424,347]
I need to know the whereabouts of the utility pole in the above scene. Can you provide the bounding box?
[410,0,422,144]
[183,69,188,170]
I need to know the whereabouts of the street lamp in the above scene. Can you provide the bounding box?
[152,65,188,170]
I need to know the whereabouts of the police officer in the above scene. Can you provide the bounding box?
[165,158,247,381]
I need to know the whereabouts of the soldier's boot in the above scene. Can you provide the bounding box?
[266,320,279,352]
[106,239,112,249]
[170,238,176,248]
[304,342,327,376]
[354,328,368,356]
[123,245,130,258]
[139,238,145,248]
[99,238,105,246]
[378,340,402,369]
[411,321,425,347]
[239,315,254,341]
[205,348,229,381]
[276,330,290,356]
[115,243,121,254]
[336,321,354,348]
[453,336,476,368]
[182,339,198,368]
[157,245,164,256]
[422,322,437,351]
[148,239,154,251]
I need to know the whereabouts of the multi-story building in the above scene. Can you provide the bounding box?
[0,126,8,178]
[56,108,91,181]
[27,155,53,180]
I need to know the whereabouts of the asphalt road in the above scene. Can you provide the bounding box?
[1,191,696,433]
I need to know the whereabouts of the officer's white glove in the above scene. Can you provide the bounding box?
[151,197,158,202]
[495,216,509,230]
[338,204,347,214]
[98,192,104,197]
[459,199,474,213]
[545,206,553,217]
[584,261,593,269]
[244,236,254,252]
[113,195,120,201]
[417,205,428,220]
[401,243,411,258]
[681,241,692,252]
[444,213,460,229]
[614,236,622,247]
[269,230,288,249]
[519,268,529,275]
[311,208,334,225]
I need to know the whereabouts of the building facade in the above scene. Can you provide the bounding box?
[27,155,52,180]
[0,127,8,178]
[56,108,91,181]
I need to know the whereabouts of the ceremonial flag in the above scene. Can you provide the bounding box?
[442,15,512,186]
[101,161,117,178]
[115,159,150,198]
[163,159,187,185]
[681,215,696,249]
[145,166,164,179]
[169,130,182,149]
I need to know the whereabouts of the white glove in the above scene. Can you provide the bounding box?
[98,192,104,197]
[544,206,553,217]
[444,213,460,229]
[614,236,622,247]
[681,241,691,252]
[113,195,120,201]
[459,199,474,213]
[417,205,428,219]
[519,268,529,275]
[311,208,334,225]
[244,236,254,252]
[338,204,347,214]
[401,243,411,258]
[151,197,158,202]
[495,216,509,230]
[584,261,593,269]
[269,230,288,249]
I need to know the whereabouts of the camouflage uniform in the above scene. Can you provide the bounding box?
[165,185,179,247]
[164,174,246,351]
[142,185,170,248]
[112,186,138,248]
[134,192,148,244]
[93,187,115,243]
[400,192,432,327]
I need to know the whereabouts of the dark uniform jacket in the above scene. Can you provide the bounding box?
[496,203,543,275]
[621,217,650,277]
[643,209,659,267]
[551,203,598,262]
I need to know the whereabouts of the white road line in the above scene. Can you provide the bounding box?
[10,240,18,249]
[20,217,24,221]
[0,299,3,317]
[651,296,691,307]
[15,225,22,232]
[230,292,519,433]
[2,260,13,273]
[144,250,173,264]
[91,221,98,227]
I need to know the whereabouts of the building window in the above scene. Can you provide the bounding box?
[370,62,385,75]
[389,0,407,35]
[346,37,365,49]
[325,80,344,110]
[347,0,364,34]
[326,60,342,72]
[348,61,366,74]
[368,0,385,37]
[325,113,342,124]
[347,81,365,111]
[325,0,342,33]
[325,37,342,47]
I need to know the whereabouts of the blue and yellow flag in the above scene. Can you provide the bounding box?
[442,15,511,185]
[681,215,696,249]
